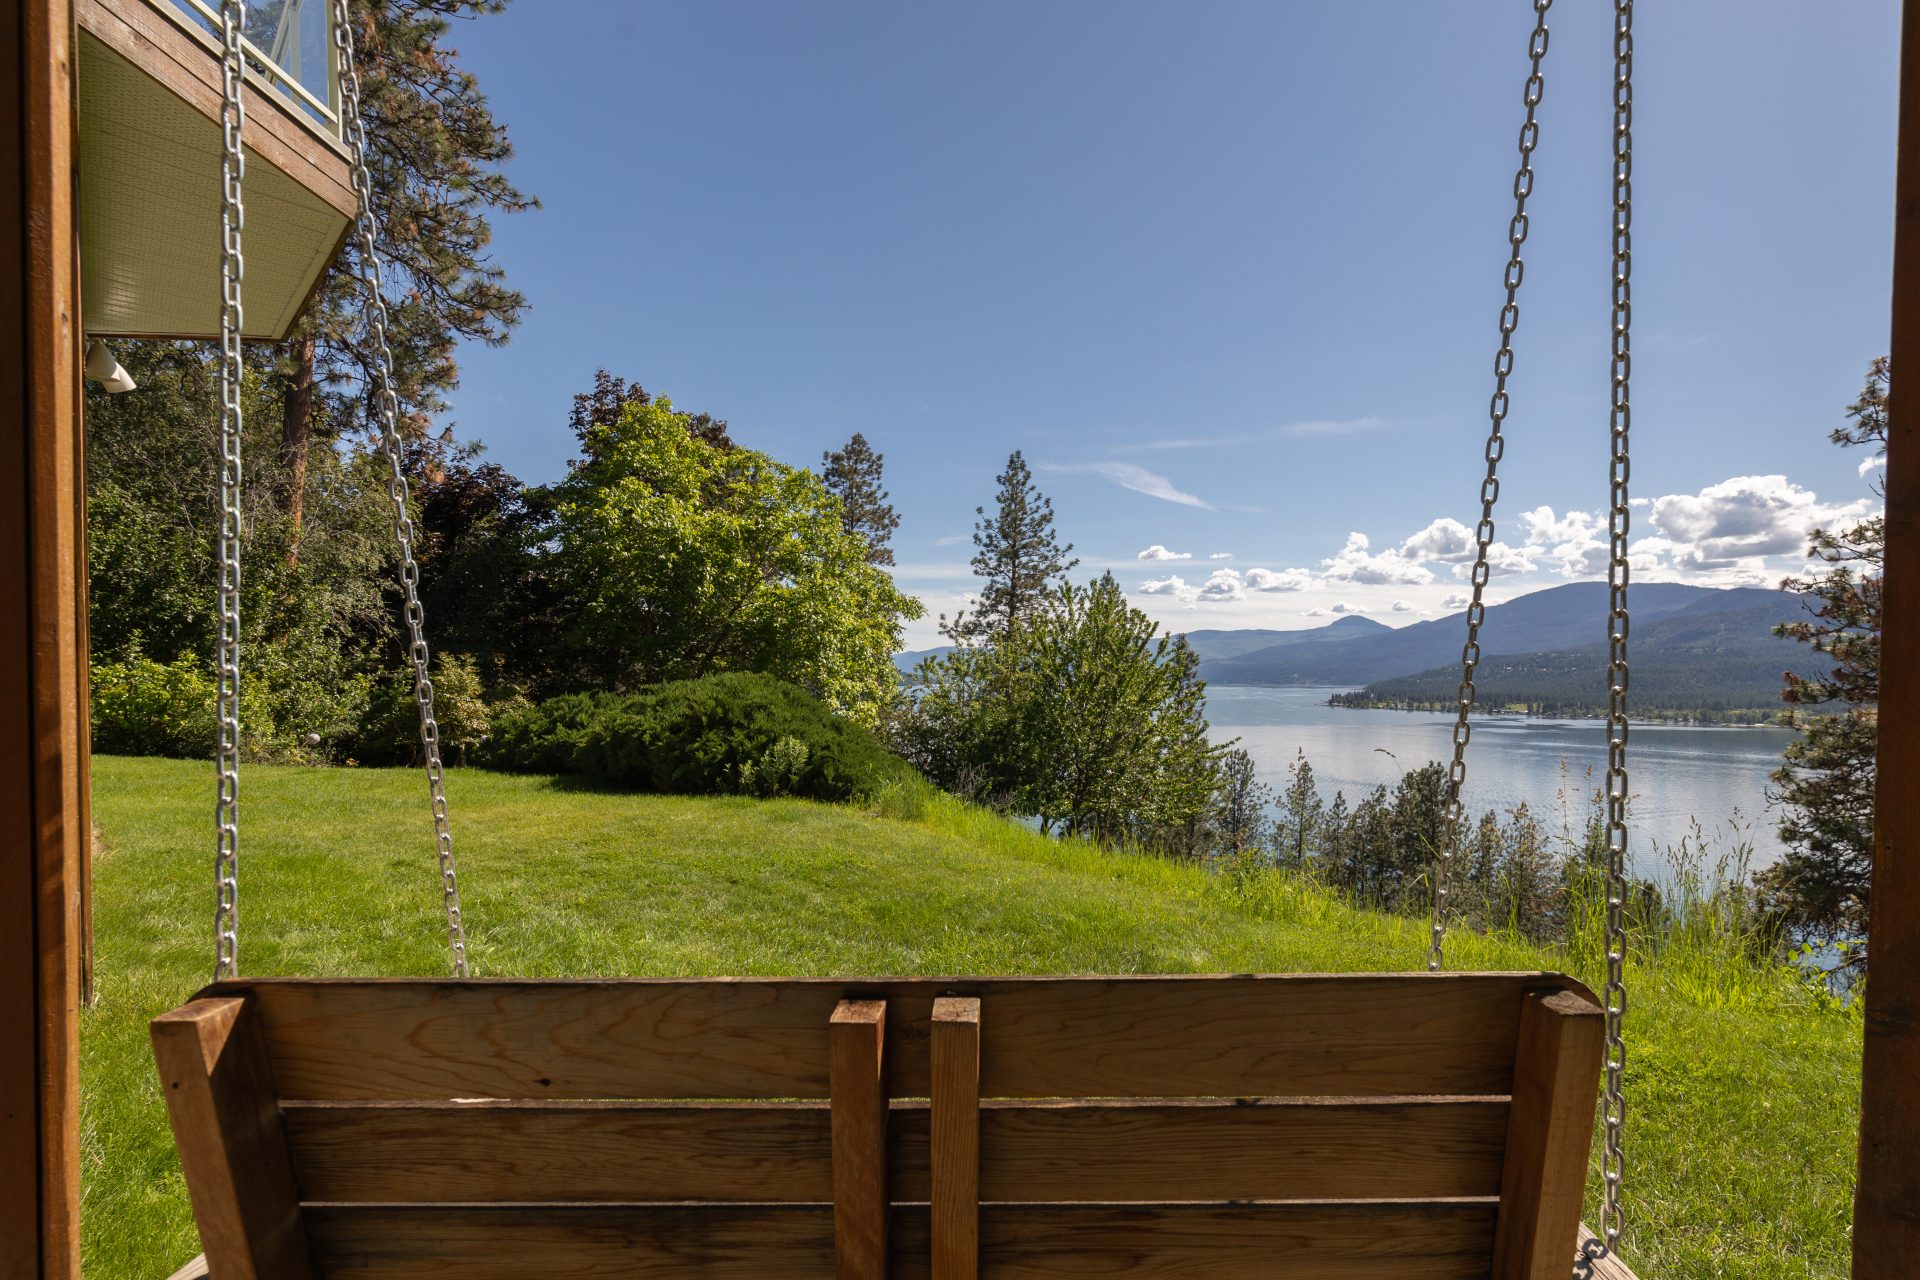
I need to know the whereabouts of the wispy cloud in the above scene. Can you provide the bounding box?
[1045,461,1214,509]
[1286,416,1384,437]
[1117,417,1386,452]
[933,534,967,547]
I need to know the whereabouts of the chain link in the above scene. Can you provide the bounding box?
[331,0,470,977]
[212,0,247,983]
[1428,0,1553,972]
[1597,0,1634,1255]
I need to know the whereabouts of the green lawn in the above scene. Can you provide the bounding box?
[84,755,1860,1279]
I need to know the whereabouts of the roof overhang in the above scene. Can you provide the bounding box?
[75,0,356,340]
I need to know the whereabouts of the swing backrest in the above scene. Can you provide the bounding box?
[153,972,1603,1280]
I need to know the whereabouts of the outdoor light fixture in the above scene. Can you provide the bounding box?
[84,339,137,393]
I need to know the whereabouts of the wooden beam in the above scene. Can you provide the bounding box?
[829,998,888,1280]
[1491,990,1604,1280]
[150,998,313,1280]
[930,996,981,1280]
[1857,1,1920,1274]
[0,0,82,1273]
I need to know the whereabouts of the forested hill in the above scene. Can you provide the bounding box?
[1330,602,1814,720]
[1194,582,1814,717]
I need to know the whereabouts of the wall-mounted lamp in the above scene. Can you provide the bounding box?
[84,340,137,394]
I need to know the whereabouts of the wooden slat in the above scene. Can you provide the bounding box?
[2,0,84,1272]
[830,999,888,1280]
[975,1201,1497,1280]
[161,1255,211,1280]
[301,1201,1493,1280]
[283,1100,835,1203]
[1859,6,1920,1277]
[1574,1226,1644,1280]
[210,973,1580,1101]
[150,998,313,1280]
[304,1203,849,1280]
[972,1097,1507,1203]
[931,997,980,1280]
[1492,990,1605,1280]
[283,1095,1507,1205]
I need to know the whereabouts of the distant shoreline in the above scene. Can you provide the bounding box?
[1320,693,1790,729]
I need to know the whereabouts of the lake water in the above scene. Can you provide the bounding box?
[1205,686,1797,872]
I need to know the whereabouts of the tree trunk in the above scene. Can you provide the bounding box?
[279,332,316,564]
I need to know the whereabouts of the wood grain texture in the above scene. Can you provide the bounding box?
[0,0,83,1271]
[300,1201,1494,1280]
[1491,990,1605,1280]
[150,998,312,1280]
[831,999,888,1280]
[931,997,980,1280]
[282,1095,1508,1205]
[971,1201,1498,1280]
[161,1256,210,1280]
[1858,6,1920,1277]
[205,973,1585,1101]
[1574,1226,1644,1280]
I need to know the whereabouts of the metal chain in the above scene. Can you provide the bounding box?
[212,0,247,983]
[1428,0,1553,972]
[1597,0,1635,1255]
[331,0,470,977]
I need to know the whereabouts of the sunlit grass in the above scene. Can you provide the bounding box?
[84,757,1858,1279]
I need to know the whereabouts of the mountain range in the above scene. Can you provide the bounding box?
[895,583,1818,716]
[1194,582,1815,715]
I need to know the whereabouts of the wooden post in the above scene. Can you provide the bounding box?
[1857,2,1920,1273]
[931,996,981,1280]
[1490,990,1604,1280]
[829,998,888,1280]
[0,0,82,1274]
[150,998,312,1280]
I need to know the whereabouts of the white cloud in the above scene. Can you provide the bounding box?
[1451,541,1535,579]
[1245,566,1315,593]
[1323,531,1435,585]
[1330,602,1367,614]
[1304,607,1331,617]
[1136,545,1192,561]
[1208,551,1233,560]
[933,534,967,547]
[1860,454,1888,478]
[1518,505,1602,548]
[1401,517,1477,564]
[1046,461,1214,509]
[1138,574,1190,597]
[1288,416,1384,437]
[1392,600,1415,612]
[1650,474,1873,568]
[1196,568,1245,602]
[1441,592,1471,610]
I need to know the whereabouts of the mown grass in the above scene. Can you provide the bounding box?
[84,756,1859,1279]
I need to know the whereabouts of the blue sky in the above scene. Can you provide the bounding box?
[444,1,1896,647]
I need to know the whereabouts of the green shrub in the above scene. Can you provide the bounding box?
[355,655,491,766]
[90,652,219,758]
[480,672,914,802]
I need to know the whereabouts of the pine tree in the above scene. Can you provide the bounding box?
[277,0,537,550]
[947,450,1076,642]
[1760,358,1886,958]
[1212,747,1274,859]
[1276,750,1324,869]
[821,433,899,566]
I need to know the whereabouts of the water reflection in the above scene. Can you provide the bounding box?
[1204,686,1796,870]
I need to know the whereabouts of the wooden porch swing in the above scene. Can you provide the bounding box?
[152,1,1640,1277]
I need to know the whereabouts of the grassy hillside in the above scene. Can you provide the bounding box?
[84,756,1859,1279]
